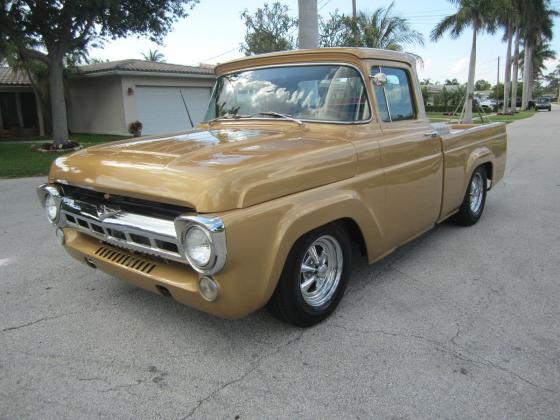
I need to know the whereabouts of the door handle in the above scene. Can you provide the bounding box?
[424,131,439,138]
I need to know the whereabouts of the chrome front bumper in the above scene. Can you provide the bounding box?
[37,184,227,273]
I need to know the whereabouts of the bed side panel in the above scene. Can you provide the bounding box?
[440,123,507,219]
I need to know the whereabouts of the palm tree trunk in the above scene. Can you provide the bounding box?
[527,36,541,104]
[48,55,69,145]
[298,0,319,49]
[521,42,532,110]
[464,28,477,124]
[503,23,513,113]
[511,26,520,112]
[527,51,533,103]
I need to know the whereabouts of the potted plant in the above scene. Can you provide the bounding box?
[129,120,143,137]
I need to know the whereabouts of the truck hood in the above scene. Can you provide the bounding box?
[49,127,357,212]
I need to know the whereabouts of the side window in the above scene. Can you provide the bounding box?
[371,66,416,122]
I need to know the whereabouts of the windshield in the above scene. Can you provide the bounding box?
[537,97,550,103]
[204,65,371,123]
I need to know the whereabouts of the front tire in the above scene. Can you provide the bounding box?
[268,223,351,327]
[451,166,488,226]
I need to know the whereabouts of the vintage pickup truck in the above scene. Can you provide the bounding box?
[37,48,507,327]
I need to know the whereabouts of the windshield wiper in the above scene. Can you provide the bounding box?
[259,111,304,126]
[207,114,252,125]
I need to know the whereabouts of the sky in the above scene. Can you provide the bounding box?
[89,0,560,84]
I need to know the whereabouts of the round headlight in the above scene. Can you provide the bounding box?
[45,193,59,222]
[184,225,213,267]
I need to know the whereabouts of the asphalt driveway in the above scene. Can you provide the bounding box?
[1,108,559,419]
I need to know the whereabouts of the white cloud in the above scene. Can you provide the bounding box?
[417,57,432,80]
[544,58,559,73]
[449,56,469,78]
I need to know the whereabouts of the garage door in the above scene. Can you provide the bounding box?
[136,86,211,135]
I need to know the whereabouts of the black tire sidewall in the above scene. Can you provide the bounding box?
[275,223,352,326]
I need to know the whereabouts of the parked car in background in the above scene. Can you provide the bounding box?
[37,48,508,327]
[480,98,497,111]
[535,96,552,112]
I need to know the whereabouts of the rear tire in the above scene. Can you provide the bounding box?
[268,223,351,327]
[451,166,487,226]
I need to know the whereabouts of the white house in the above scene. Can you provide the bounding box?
[68,60,216,135]
[0,59,216,138]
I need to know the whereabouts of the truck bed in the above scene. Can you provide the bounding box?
[433,122,508,221]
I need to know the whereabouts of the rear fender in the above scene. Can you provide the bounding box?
[466,147,494,189]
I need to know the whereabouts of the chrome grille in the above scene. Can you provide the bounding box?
[58,184,190,220]
[60,196,186,263]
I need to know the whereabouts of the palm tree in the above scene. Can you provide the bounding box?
[431,0,498,123]
[141,49,166,63]
[511,19,522,111]
[496,0,519,112]
[520,42,557,81]
[319,3,424,52]
[353,4,424,50]
[519,0,556,109]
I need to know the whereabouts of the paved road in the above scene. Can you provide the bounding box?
[1,109,559,419]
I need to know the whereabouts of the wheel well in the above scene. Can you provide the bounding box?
[336,218,367,257]
[480,162,493,189]
[481,162,493,180]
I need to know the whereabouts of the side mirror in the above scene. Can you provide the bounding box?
[370,72,387,87]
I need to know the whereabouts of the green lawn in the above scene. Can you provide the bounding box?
[427,110,536,124]
[0,133,130,178]
[485,110,536,123]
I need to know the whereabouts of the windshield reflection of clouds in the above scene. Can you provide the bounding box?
[205,65,371,122]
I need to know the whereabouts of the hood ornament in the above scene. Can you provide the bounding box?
[98,204,121,221]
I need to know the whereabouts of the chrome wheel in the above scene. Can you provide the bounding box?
[469,172,484,214]
[299,235,343,308]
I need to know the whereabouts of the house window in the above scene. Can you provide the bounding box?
[20,92,38,128]
[371,66,416,122]
[0,93,19,128]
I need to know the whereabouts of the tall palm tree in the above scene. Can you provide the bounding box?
[431,0,498,123]
[519,0,556,109]
[520,42,557,80]
[511,21,522,111]
[496,0,519,112]
[141,49,166,63]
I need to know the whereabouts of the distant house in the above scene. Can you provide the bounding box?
[69,60,216,135]
[0,59,216,138]
[421,83,462,106]
[0,67,45,137]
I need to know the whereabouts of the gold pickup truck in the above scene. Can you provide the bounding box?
[37,48,507,327]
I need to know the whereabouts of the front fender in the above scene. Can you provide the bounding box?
[218,186,382,314]
[268,188,382,299]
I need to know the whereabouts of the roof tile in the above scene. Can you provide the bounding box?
[76,59,215,76]
[0,68,32,85]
